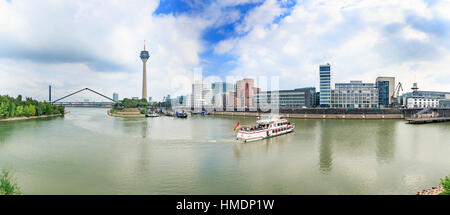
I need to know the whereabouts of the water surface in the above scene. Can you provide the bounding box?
[0,107,449,194]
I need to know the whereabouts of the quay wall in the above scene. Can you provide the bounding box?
[209,108,450,119]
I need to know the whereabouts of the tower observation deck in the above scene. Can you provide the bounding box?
[140,41,150,100]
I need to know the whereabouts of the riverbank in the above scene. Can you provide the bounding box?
[0,110,69,122]
[107,109,145,118]
[417,185,444,195]
[209,111,403,119]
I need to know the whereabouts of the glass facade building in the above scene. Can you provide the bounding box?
[331,81,379,108]
[376,81,389,107]
[255,87,317,108]
[319,63,331,107]
[375,77,395,107]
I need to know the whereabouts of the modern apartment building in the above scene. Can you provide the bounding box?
[319,63,332,107]
[236,78,256,109]
[331,81,379,108]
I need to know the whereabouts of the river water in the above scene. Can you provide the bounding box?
[0,107,449,194]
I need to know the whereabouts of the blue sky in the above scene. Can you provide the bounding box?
[1,0,450,101]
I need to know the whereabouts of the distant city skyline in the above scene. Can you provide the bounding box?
[1,0,450,102]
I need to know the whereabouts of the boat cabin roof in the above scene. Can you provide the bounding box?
[256,119,287,124]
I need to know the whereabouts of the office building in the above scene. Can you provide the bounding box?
[403,83,450,108]
[148,96,152,103]
[376,77,395,107]
[255,87,317,109]
[191,80,213,109]
[211,82,235,106]
[407,97,441,108]
[331,81,379,108]
[319,63,332,107]
[113,93,119,102]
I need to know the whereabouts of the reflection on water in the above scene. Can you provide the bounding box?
[0,107,450,194]
[318,122,333,173]
[375,120,395,164]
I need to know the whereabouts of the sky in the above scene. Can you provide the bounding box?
[1,0,450,102]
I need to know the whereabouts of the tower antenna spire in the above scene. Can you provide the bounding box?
[144,40,146,50]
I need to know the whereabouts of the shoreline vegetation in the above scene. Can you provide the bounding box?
[417,174,450,195]
[0,169,21,195]
[0,95,66,122]
[109,98,171,118]
[0,110,69,122]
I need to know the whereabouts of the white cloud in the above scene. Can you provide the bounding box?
[1,0,450,102]
[0,0,209,101]
[401,26,429,41]
[215,0,450,92]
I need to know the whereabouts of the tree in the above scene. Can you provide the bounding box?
[29,104,36,116]
[23,105,31,117]
[0,102,8,118]
[16,105,24,116]
[15,95,22,105]
[9,102,16,117]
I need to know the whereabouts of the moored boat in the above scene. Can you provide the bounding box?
[176,111,188,118]
[146,113,160,117]
[236,115,294,142]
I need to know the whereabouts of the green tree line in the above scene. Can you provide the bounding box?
[113,98,171,109]
[0,95,65,119]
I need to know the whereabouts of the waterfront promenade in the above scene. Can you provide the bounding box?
[208,108,450,120]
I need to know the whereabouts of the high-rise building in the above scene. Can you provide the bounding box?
[148,96,152,102]
[140,41,150,100]
[192,80,203,109]
[319,63,332,107]
[331,81,379,108]
[191,80,213,109]
[113,93,119,102]
[211,82,235,106]
[49,85,52,102]
[236,78,256,109]
[376,77,395,107]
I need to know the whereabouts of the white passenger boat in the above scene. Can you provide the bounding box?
[236,115,295,142]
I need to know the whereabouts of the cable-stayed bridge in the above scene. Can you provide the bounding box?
[51,88,116,108]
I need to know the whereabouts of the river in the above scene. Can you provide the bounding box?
[0,107,449,194]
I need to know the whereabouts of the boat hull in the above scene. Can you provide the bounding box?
[237,125,295,142]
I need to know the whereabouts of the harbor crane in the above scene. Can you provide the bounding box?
[391,82,403,107]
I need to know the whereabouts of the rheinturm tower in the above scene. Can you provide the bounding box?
[140,41,150,100]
